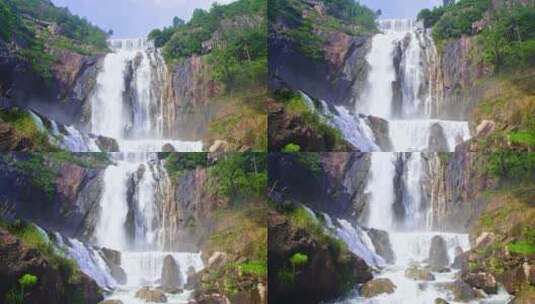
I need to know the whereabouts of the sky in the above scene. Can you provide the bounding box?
[51,0,444,38]
[51,0,236,38]
[360,0,444,19]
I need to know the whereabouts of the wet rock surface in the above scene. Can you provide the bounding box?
[428,235,450,271]
[135,287,168,303]
[405,264,436,281]
[461,271,498,295]
[367,228,395,264]
[0,228,104,304]
[268,210,372,303]
[160,255,182,293]
[360,278,397,298]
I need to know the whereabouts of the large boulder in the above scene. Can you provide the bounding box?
[360,278,396,298]
[427,123,449,152]
[367,228,395,264]
[161,255,182,293]
[451,246,468,270]
[440,280,480,302]
[99,300,123,304]
[100,248,126,285]
[428,235,449,271]
[405,264,435,281]
[95,136,119,152]
[135,287,167,303]
[462,271,498,295]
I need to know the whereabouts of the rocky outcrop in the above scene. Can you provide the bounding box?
[367,229,395,264]
[95,136,119,152]
[135,287,167,303]
[0,156,106,240]
[0,120,34,151]
[268,153,371,221]
[0,228,103,304]
[427,123,449,152]
[439,280,481,302]
[428,235,449,271]
[405,263,435,281]
[267,99,356,152]
[160,255,182,293]
[161,55,222,141]
[461,271,498,295]
[360,278,396,298]
[100,248,126,285]
[268,210,372,304]
[270,32,372,108]
[0,41,103,127]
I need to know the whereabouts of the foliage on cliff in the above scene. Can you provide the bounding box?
[268,90,354,151]
[0,0,108,78]
[197,200,267,302]
[149,0,266,89]
[269,0,377,61]
[0,220,101,303]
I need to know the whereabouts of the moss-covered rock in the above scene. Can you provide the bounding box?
[360,278,396,298]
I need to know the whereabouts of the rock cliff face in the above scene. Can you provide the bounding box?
[268,210,372,304]
[268,153,370,220]
[422,151,498,232]
[270,33,371,108]
[0,228,103,304]
[0,155,105,240]
[0,41,103,127]
[161,56,222,141]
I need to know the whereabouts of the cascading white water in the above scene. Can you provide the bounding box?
[365,153,395,230]
[91,152,204,303]
[334,152,512,303]
[88,38,202,152]
[314,18,473,152]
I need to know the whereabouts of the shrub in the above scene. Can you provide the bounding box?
[282,143,301,152]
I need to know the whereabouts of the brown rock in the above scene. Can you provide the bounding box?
[428,235,450,271]
[99,300,123,304]
[95,136,119,152]
[135,287,167,303]
[360,278,397,298]
[161,255,182,293]
[462,271,498,294]
[405,264,435,281]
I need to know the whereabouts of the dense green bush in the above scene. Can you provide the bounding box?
[480,5,535,69]
[209,152,267,199]
[164,153,208,178]
[432,0,491,42]
[417,7,445,28]
[486,152,535,180]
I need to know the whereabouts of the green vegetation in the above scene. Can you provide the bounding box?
[209,152,266,200]
[282,143,301,152]
[1,0,108,78]
[201,202,267,297]
[164,153,208,179]
[5,274,38,304]
[479,5,535,70]
[275,89,348,151]
[0,108,56,151]
[0,220,85,303]
[289,252,308,276]
[486,152,535,180]
[270,0,377,61]
[294,153,322,176]
[11,154,56,199]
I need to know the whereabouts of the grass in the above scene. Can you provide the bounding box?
[0,108,54,150]
[508,241,535,255]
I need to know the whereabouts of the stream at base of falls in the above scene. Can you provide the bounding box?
[316,152,513,303]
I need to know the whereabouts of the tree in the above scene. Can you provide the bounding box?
[173,16,185,28]
[107,29,114,37]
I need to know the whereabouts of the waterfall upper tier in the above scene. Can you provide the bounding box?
[108,38,154,51]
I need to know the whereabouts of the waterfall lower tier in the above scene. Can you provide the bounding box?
[388,120,470,152]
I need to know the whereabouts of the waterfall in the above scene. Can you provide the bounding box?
[90,152,204,301]
[365,153,395,230]
[312,19,472,151]
[331,152,512,303]
[88,38,202,152]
